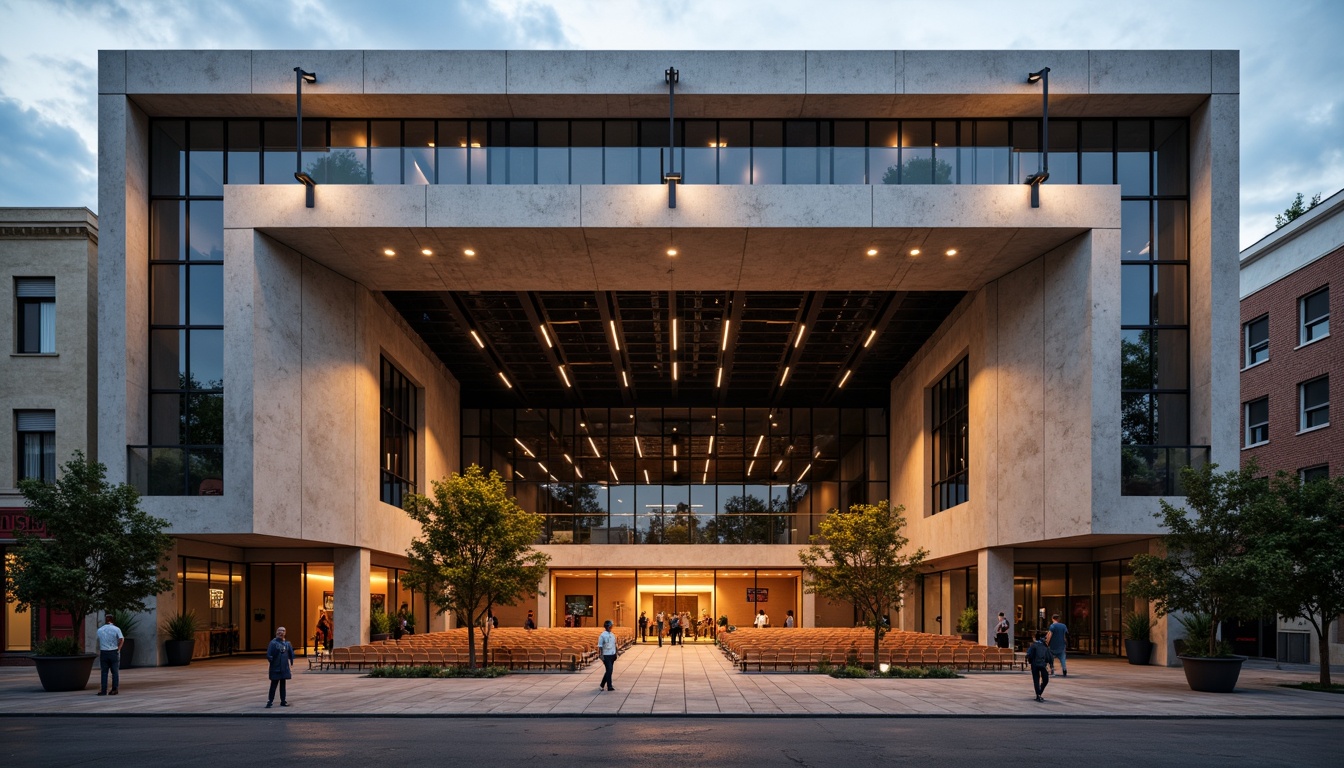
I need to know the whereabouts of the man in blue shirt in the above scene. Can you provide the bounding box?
[1046,613,1069,676]
[597,620,618,692]
[96,613,124,696]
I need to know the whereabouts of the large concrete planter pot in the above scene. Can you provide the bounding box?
[33,654,96,692]
[119,638,136,669]
[1179,655,1247,692]
[163,639,195,666]
[1124,639,1154,665]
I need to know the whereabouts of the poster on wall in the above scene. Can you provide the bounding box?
[746,588,769,603]
[322,591,335,611]
[565,595,594,617]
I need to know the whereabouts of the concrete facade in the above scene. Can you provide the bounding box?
[96,49,1240,666]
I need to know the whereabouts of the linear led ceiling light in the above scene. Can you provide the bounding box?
[293,67,318,208]
[1024,66,1051,208]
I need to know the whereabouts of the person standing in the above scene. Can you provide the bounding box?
[1026,631,1052,701]
[994,612,1011,649]
[638,611,648,641]
[1046,613,1069,676]
[597,620,618,692]
[316,611,331,651]
[753,609,769,628]
[266,626,294,708]
[784,610,795,628]
[524,610,537,630]
[96,613,124,696]
[655,611,665,647]
[669,612,681,645]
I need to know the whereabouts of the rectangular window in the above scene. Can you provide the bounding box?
[1300,287,1329,344]
[931,357,970,513]
[1300,376,1329,431]
[16,410,56,483]
[380,357,417,507]
[1244,315,1268,367]
[1244,397,1268,446]
[15,278,56,354]
[1300,465,1329,484]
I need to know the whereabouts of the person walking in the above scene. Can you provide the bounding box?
[753,609,769,628]
[266,626,295,708]
[1046,613,1069,676]
[994,612,1011,649]
[655,611,665,647]
[597,620,618,692]
[784,610,795,628]
[669,612,681,645]
[96,613,124,696]
[638,611,648,642]
[1026,631,1052,701]
[524,610,537,630]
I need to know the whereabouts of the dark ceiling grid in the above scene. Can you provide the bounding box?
[383,290,965,408]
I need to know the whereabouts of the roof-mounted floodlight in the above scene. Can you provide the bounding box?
[294,67,318,207]
[1025,67,1050,208]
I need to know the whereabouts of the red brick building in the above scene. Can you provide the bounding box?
[1239,187,1343,665]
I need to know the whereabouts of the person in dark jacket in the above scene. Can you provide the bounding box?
[266,626,295,708]
[1025,631,1053,702]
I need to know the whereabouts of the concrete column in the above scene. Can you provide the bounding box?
[424,606,449,633]
[802,591,817,628]
[978,547,1014,646]
[333,547,370,647]
[536,575,551,628]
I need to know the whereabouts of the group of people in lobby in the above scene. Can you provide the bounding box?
[637,610,710,645]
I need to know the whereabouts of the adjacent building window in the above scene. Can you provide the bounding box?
[1300,376,1329,431]
[931,357,969,513]
[380,357,417,507]
[1244,397,1269,447]
[16,410,56,483]
[1300,465,1329,484]
[1299,287,1329,344]
[15,278,56,354]
[1243,314,1268,367]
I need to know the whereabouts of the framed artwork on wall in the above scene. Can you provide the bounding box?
[371,594,386,614]
[322,591,334,611]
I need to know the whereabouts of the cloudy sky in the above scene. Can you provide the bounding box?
[0,0,1340,248]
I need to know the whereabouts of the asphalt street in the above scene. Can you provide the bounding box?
[2,716,1341,767]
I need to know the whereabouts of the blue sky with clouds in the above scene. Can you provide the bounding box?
[0,0,1340,248]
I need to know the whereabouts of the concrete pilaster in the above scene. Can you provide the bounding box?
[333,547,370,647]
[978,547,1014,646]
[536,576,551,628]
[802,591,817,629]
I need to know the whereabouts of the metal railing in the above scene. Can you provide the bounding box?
[1120,445,1210,496]
[127,445,224,496]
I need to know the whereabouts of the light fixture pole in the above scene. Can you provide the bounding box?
[294,67,318,208]
[1025,67,1050,208]
[663,66,681,208]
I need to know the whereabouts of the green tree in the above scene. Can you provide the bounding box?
[400,465,550,668]
[1274,192,1322,229]
[1127,463,1275,657]
[799,501,928,666]
[305,149,369,185]
[1256,472,1344,686]
[5,452,174,649]
[882,156,954,185]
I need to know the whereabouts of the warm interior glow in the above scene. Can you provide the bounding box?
[780,365,791,384]
[382,248,395,256]
[469,330,485,349]
[635,436,644,458]
[514,437,535,457]
[672,361,678,380]
[721,319,731,351]
[773,459,784,472]
[838,369,853,388]
[497,371,512,388]
[946,249,957,256]
[707,435,715,454]
[752,435,764,457]
[667,248,678,256]
[864,329,877,347]
[794,325,805,348]
[746,459,755,476]
[558,364,572,387]
[420,248,433,256]
[797,463,812,482]
[866,248,878,256]
[463,249,476,257]
[621,370,629,387]
[610,465,620,482]
[540,325,553,348]
[910,248,921,256]
[609,320,620,351]
[672,318,678,350]
[643,468,651,484]
[715,366,723,387]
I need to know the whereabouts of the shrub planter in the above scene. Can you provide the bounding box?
[120,638,136,669]
[370,633,390,643]
[33,654,96,692]
[1179,655,1247,693]
[163,639,195,666]
[1124,639,1154,666]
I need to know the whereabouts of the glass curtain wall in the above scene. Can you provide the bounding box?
[1012,560,1136,655]
[464,407,886,544]
[548,568,801,636]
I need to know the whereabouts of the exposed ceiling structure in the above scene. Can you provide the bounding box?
[386,290,963,408]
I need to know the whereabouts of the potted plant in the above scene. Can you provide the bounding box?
[957,606,978,642]
[110,609,140,668]
[1127,464,1273,692]
[32,636,95,692]
[1122,612,1153,665]
[162,611,200,666]
[370,609,392,642]
[5,452,174,692]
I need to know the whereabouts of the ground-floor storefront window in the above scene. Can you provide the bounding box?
[1012,560,1141,655]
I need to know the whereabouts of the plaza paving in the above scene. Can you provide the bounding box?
[2,642,1342,717]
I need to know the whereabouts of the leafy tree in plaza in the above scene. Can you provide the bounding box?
[1127,463,1275,657]
[1274,192,1322,229]
[799,501,928,667]
[1255,472,1344,686]
[5,452,174,650]
[304,149,370,185]
[401,465,550,668]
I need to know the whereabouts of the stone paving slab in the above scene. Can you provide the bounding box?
[2,643,1343,718]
